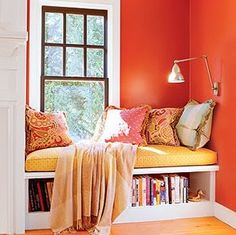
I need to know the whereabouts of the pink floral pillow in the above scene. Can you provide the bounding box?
[100,105,150,145]
[145,108,183,146]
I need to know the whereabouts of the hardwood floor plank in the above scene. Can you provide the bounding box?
[25,217,236,235]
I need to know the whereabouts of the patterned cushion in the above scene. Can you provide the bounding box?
[145,108,183,146]
[25,106,73,154]
[96,105,151,145]
[176,99,216,150]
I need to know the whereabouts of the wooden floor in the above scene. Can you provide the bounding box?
[25,217,236,235]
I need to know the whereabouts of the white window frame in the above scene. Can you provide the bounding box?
[29,0,120,110]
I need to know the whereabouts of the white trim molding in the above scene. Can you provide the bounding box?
[30,0,120,109]
[214,202,236,229]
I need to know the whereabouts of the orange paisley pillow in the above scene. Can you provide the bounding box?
[25,106,73,154]
[145,108,183,146]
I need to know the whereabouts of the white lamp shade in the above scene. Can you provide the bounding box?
[168,63,185,83]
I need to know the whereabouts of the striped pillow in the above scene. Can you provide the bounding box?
[176,99,216,150]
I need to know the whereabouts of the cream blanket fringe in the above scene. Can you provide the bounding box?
[50,142,137,235]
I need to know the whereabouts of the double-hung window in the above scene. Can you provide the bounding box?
[41,6,108,141]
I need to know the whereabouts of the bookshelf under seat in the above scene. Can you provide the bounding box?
[25,165,219,230]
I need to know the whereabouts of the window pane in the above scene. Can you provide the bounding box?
[45,13,63,43]
[66,48,84,76]
[66,14,84,44]
[87,49,104,77]
[87,15,104,45]
[45,46,63,76]
[44,80,105,141]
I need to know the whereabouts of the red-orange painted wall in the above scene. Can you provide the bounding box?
[120,0,190,108]
[190,0,236,211]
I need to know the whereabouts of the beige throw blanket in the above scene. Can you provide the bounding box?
[50,142,137,235]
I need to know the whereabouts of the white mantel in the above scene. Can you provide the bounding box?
[0,0,27,234]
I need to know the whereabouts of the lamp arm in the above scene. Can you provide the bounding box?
[202,55,214,88]
[174,56,202,63]
[174,55,215,89]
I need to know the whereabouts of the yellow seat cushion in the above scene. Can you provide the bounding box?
[25,144,217,172]
[135,145,217,168]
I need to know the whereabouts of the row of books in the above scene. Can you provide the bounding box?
[28,179,54,212]
[130,174,189,207]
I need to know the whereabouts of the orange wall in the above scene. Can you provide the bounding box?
[190,0,236,211]
[120,0,190,108]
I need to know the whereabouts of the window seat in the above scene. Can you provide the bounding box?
[25,144,217,172]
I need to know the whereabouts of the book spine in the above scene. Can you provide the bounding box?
[132,178,136,207]
[29,181,35,212]
[180,177,184,203]
[135,178,139,207]
[46,181,53,205]
[175,175,180,204]
[139,177,143,207]
[43,181,50,211]
[146,176,150,206]
[156,179,160,205]
[153,179,157,206]
[37,181,45,211]
[32,180,41,211]
[163,175,169,204]
[184,177,189,203]
[142,177,146,206]
[160,180,166,205]
[150,178,154,206]
[170,176,175,204]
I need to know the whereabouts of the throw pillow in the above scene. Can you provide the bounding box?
[145,108,183,146]
[95,105,151,145]
[25,106,73,154]
[176,99,216,150]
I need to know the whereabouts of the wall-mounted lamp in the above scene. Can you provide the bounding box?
[168,55,219,96]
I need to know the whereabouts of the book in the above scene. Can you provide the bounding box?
[46,181,53,205]
[159,179,166,205]
[132,178,136,207]
[37,181,45,211]
[142,176,147,206]
[146,176,151,206]
[150,178,154,206]
[180,176,185,203]
[138,176,143,206]
[170,175,176,204]
[175,175,180,204]
[32,180,41,211]
[152,178,157,206]
[29,181,35,212]
[156,179,161,205]
[43,181,50,211]
[162,175,169,204]
[135,177,139,207]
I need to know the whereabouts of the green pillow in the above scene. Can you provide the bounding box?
[176,99,216,150]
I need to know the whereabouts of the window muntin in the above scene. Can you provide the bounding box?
[41,6,108,141]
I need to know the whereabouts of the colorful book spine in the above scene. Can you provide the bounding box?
[132,178,136,207]
[170,175,176,204]
[163,175,169,204]
[146,176,151,206]
[160,179,166,205]
[175,175,180,204]
[142,177,146,206]
[156,179,161,205]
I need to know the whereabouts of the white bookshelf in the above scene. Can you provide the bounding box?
[25,165,219,230]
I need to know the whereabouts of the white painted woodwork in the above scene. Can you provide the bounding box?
[30,0,120,110]
[0,0,27,234]
[214,202,236,229]
[25,165,219,230]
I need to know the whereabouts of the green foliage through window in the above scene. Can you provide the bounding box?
[42,7,108,142]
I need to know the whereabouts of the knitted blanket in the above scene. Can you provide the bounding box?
[50,142,137,235]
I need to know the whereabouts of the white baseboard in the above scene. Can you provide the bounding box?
[214,202,236,229]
